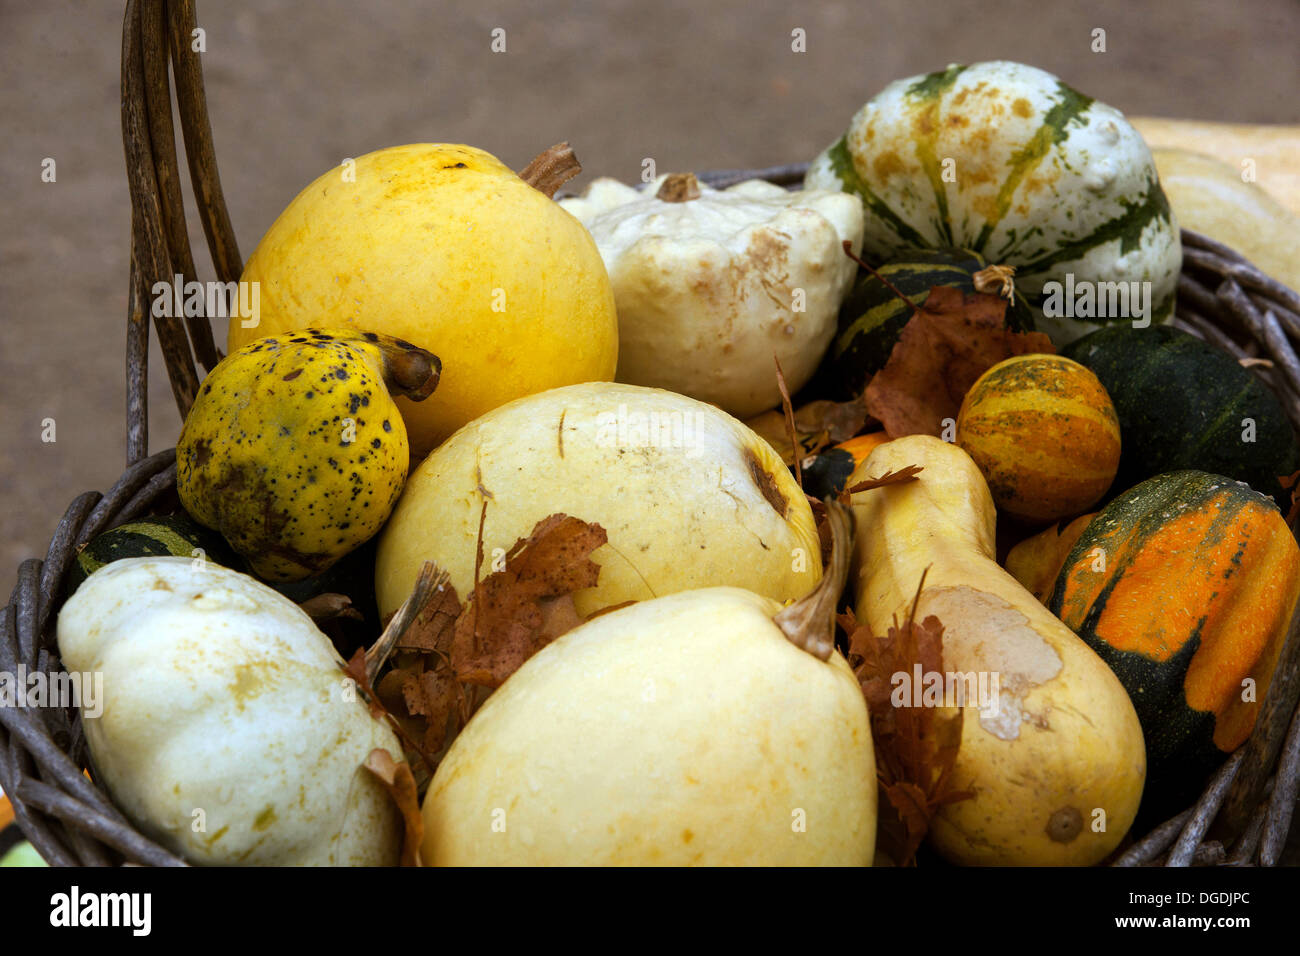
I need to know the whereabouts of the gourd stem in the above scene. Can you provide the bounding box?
[379,345,441,402]
[656,172,702,202]
[773,500,853,661]
[973,264,1017,304]
[518,142,583,198]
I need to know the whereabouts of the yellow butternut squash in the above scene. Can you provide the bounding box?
[849,435,1144,865]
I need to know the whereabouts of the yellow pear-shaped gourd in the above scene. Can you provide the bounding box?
[231,143,618,454]
[421,506,875,865]
[849,435,1145,865]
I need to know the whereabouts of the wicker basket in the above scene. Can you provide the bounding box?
[3,0,1299,867]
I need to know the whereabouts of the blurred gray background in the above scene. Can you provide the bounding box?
[2,0,1298,572]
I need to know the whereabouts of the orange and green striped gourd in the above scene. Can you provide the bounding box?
[957,354,1120,524]
[1048,471,1300,788]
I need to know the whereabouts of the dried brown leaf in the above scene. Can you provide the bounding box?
[840,464,923,501]
[451,514,607,689]
[343,647,386,722]
[883,780,932,849]
[367,515,609,779]
[404,660,463,753]
[298,592,363,622]
[745,394,873,467]
[395,578,462,653]
[363,748,424,867]
[795,396,873,444]
[844,574,974,865]
[864,286,1054,438]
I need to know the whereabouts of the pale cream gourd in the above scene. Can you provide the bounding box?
[375,382,821,619]
[849,436,1145,865]
[1147,147,1300,294]
[1131,117,1300,216]
[559,174,864,418]
[421,506,875,865]
[57,557,403,866]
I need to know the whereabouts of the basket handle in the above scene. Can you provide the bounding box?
[121,0,242,464]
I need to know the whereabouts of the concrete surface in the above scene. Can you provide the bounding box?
[2,0,1299,572]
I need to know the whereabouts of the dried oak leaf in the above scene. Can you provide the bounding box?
[363,748,424,867]
[379,653,465,756]
[368,514,607,774]
[451,514,607,689]
[840,580,973,866]
[865,285,1054,439]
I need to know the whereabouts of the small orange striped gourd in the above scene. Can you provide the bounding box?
[957,354,1120,523]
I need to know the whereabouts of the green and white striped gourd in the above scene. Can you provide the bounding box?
[806,61,1181,344]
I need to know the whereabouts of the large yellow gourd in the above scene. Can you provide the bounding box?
[230,144,618,455]
[849,435,1145,865]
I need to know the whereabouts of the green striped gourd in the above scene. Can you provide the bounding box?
[805,61,1181,345]
[1063,324,1300,509]
[66,512,238,596]
[816,247,1035,400]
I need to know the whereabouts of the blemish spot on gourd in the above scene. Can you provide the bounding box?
[230,661,278,708]
[254,806,278,831]
[744,448,788,518]
[873,150,906,180]
[919,585,1063,740]
[1046,806,1083,843]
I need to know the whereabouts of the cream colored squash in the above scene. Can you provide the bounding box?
[560,174,864,418]
[1148,147,1300,294]
[375,382,821,619]
[1131,117,1300,216]
[57,557,402,866]
[422,535,874,865]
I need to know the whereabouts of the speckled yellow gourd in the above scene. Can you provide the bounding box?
[229,143,619,455]
[177,329,440,581]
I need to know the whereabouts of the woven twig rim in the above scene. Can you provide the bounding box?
[2,2,1298,865]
